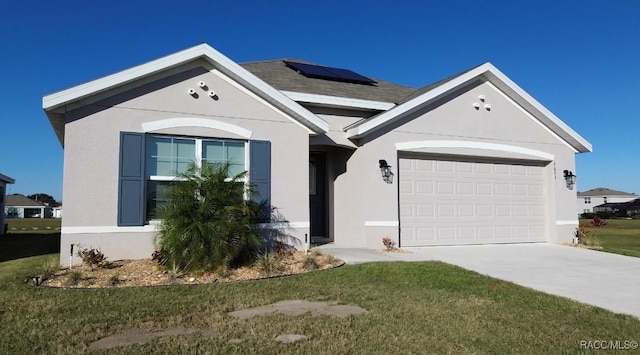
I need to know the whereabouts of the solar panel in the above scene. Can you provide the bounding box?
[284,61,376,85]
[325,67,375,84]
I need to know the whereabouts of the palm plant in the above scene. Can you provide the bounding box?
[155,162,263,272]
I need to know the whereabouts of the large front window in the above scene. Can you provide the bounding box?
[145,135,246,219]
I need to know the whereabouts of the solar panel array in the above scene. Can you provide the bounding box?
[284,61,376,85]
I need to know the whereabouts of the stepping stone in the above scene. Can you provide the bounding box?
[228,300,368,319]
[88,328,215,350]
[275,334,307,343]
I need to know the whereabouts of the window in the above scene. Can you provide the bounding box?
[583,209,589,213]
[117,131,270,227]
[584,197,591,204]
[145,135,246,219]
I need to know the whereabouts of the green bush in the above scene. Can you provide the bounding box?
[155,162,263,273]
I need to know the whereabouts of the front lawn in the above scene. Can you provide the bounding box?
[1,254,639,353]
[5,218,61,234]
[580,219,640,258]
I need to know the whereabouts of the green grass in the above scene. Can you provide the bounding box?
[5,218,61,234]
[580,219,640,258]
[1,255,639,353]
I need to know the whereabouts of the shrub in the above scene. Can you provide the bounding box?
[155,162,264,273]
[67,271,83,286]
[40,256,59,281]
[382,237,396,250]
[575,226,601,248]
[590,216,608,228]
[77,247,107,269]
[303,255,319,270]
[255,252,280,277]
[109,273,122,286]
[273,241,295,258]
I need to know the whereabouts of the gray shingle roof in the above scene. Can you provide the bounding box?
[240,59,416,104]
[397,63,486,103]
[578,188,636,197]
[6,194,46,207]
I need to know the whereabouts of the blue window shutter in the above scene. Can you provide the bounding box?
[118,132,145,226]
[249,140,271,222]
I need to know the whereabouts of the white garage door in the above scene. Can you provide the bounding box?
[399,156,547,247]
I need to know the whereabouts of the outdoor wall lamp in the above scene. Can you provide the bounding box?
[563,170,576,190]
[379,160,394,184]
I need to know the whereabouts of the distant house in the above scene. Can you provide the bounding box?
[0,173,15,234]
[577,187,637,216]
[4,194,52,219]
[52,206,62,218]
[594,198,640,217]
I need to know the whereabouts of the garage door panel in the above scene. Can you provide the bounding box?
[400,157,547,246]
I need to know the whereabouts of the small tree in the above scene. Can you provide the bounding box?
[155,162,263,272]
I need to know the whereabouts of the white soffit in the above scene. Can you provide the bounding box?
[42,44,329,134]
[346,63,592,153]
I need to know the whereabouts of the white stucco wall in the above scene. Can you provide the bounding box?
[332,80,580,248]
[60,62,310,265]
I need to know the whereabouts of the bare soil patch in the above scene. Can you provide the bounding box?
[43,252,343,288]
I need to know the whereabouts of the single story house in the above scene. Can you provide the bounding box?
[5,194,53,219]
[0,173,15,234]
[593,198,640,217]
[43,44,591,266]
[577,187,637,215]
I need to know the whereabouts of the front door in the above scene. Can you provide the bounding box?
[309,152,327,237]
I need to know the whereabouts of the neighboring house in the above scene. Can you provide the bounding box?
[0,173,15,234]
[52,206,62,218]
[43,44,592,266]
[5,194,53,219]
[577,187,637,215]
[593,198,640,217]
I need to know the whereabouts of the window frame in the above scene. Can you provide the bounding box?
[145,134,249,220]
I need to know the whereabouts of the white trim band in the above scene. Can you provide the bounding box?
[556,220,579,225]
[257,221,310,229]
[63,225,159,234]
[395,140,555,161]
[364,221,399,227]
[142,117,253,138]
[63,221,312,234]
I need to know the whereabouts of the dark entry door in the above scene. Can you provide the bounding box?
[309,152,327,237]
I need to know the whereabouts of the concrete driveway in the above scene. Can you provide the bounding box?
[318,243,640,319]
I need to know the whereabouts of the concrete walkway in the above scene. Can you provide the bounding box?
[318,243,640,319]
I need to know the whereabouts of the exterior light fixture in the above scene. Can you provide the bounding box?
[379,159,394,184]
[563,170,576,190]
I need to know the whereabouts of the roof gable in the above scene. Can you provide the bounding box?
[345,63,592,153]
[6,194,45,207]
[43,44,329,145]
[578,188,637,197]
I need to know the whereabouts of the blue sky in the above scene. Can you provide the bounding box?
[1,1,638,201]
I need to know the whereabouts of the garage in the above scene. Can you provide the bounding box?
[399,155,548,247]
